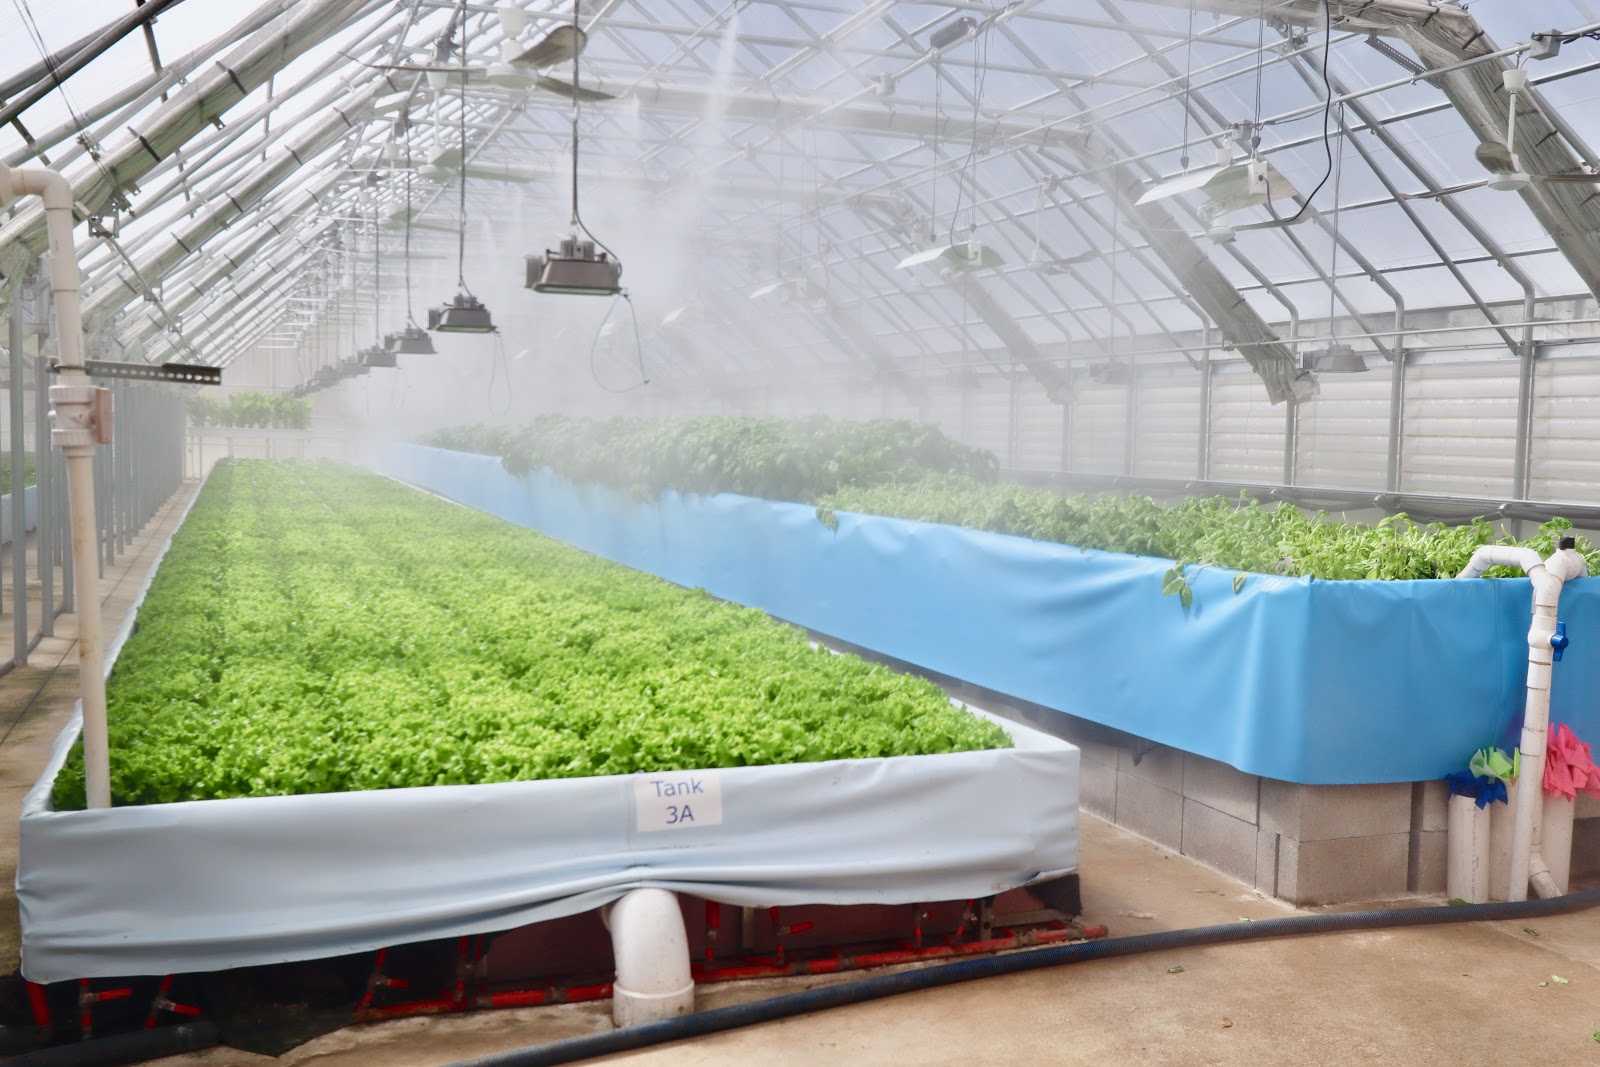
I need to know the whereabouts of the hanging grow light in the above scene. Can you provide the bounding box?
[526,236,621,296]
[360,343,397,368]
[386,324,437,355]
[526,0,625,299]
[428,292,495,333]
[1301,343,1368,374]
[430,0,496,335]
[896,239,1003,274]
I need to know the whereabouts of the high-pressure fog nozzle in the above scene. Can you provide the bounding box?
[526,236,622,296]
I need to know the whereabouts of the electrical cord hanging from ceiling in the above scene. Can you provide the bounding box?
[1268,0,1335,226]
[404,137,419,327]
[947,24,991,248]
[567,0,619,267]
[488,330,513,415]
[1325,99,1346,349]
[455,0,472,296]
[587,290,648,393]
[1179,0,1196,170]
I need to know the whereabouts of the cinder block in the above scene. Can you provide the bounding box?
[1417,780,1450,833]
[1115,771,1182,851]
[1182,799,1257,883]
[1183,754,1259,825]
[1260,780,1413,842]
[1072,738,1120,772]
[1255,829,1279,896]
[1571,818,1600,877]
[1410,828,1447,894]
[1079,757,1116,820]
[1117,744,1184,794]
[1277,833,1410,905]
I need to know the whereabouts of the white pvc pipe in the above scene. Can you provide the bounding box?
[0,161,109,810]
[1457,542,1588,900]
[602,889,694,1027]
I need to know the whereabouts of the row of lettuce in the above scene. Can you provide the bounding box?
[426,417,1598,582]
[50,460,1008,809]
[187,391,313,430]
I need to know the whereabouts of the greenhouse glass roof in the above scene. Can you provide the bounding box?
[2,0,1600,402]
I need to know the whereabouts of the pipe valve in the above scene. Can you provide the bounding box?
[1551,622,1569,662]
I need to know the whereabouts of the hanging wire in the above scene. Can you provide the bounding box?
[1326,101,1346,343]
[455,0,472,294]
[1271,0,1335,226]
[488,331,513,415]
[1180,0,1197,170]
[947,25,991,246]
[588,291,648,393]
[404,136,419,326]
[567,0,619,264]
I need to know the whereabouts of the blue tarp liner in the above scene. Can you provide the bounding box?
[19,465,1078,981]
[382,444,1600,786]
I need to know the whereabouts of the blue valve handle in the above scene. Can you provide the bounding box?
[1552,621,1569,662]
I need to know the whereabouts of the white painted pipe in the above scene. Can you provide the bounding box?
[602,889,694,1027]
[1446,793,1491,903]
[0,160,109,809]
[1457,542,1588,900]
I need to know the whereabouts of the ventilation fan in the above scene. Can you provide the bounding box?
[352,18,614,101]
[1025,181,1099,273]
[1401,68,1600,200]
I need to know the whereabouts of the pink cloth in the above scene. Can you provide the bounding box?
[1544,723,1600,800]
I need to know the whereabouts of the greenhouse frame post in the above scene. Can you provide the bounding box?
[1,160,112,809]
[9,306,25,665]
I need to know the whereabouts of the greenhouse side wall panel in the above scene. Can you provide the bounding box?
[382,444,1600,788]
[1400,361,1517,497]
[1012,385,1064,472]
[1293,369,1390,490]
[1067,383,1128,474]
[1132,373,1202,479]
[1529,355,1600,501]
[1206,371,1284,481]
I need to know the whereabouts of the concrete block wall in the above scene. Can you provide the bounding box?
[818,638,1599,907]
[1078,734,1475,905]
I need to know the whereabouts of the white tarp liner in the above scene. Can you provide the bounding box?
[16,475,1079,983]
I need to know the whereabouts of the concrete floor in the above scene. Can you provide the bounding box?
[2,480,1598,1066]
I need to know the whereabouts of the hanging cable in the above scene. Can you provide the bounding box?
[455,0,471,295]
[1180,0,1197,170]
[587,291,648,393]
[1271,0,1335,226]
[488,332,513,415]
[404,137,418,326]
[567,0,618,263]
[1325,100,1346,346]
[947,25,990,247]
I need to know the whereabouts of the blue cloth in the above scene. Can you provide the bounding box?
[381,444,1600,785]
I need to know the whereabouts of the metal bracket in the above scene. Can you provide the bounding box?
[50,359,221,386]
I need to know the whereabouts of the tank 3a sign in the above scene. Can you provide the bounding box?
[634,771,724,831]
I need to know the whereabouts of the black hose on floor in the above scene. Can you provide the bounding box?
[6,1020,219,1066]
[447,885,1600,1067]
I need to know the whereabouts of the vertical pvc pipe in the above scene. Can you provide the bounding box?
[1446,794,1491,903]
[33,352,53,628]
[9,307,25,664]
[4,162,110,809]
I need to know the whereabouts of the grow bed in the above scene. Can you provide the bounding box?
[380,443,1600,786]
[18,461,1078,982]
